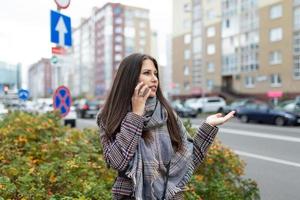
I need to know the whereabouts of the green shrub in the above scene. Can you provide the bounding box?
[0,112,260,199]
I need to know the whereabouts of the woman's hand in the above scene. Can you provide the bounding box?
[205,111,235,127]
[131,82,151,116]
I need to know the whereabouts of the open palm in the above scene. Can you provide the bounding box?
[205,111,235,127]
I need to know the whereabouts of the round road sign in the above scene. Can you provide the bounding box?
[54,0,71,9]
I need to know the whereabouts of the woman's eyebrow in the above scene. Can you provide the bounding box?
[142,68,157,72]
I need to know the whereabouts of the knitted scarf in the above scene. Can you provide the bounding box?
[126,97,195,200]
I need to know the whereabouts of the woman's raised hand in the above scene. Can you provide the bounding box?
[132,82,151,116]
[205,111,235,127]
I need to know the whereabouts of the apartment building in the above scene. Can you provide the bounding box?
[71,3,151,98]
[0,61,22,95]
[28,58,52,99]
[172,0,193,96]
[173,0,300,99]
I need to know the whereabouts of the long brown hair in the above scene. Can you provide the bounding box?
[97,53,183,151]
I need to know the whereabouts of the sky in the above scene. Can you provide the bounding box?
[0,0,172,87]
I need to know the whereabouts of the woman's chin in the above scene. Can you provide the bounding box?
[149,92,156,97]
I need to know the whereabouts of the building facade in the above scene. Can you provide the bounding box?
[172,0,193,96]
[28,58,52,99]
[173,0,300,99]
[72,3,151,98]
[0,61,22,95]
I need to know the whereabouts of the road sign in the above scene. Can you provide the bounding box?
[53,86,72,117]
[51,10,72,47]
[18,89,30,101]
[51,55,58,64]
[52,46,66,55]
[54,0,71,9]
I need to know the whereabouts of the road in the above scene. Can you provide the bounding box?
[77,117,300,200]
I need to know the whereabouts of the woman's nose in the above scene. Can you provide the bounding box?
[151,74,158,82]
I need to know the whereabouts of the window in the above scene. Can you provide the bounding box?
[115,26,122,34]
[294,55,300,78]
[115,54,122,62]
[269,51,282,65]
[207,44,216,55]
[207,62,215,72]
[207,80,214,90]
[207,26,216,38]
[115,44,122,52]
[184,65,189,75]
[184,49,191,60]
[184,3,191,12]
[245,76,255,88]
[115,35,123,43]
[269,28,283,42]
[193,21,201,36]
[124,27,135,38]
[294,7,300,30]
[226,19,230,28]
[184,34,191,44]
[115,17,122,24]
[193,37,202,53]
[270,74,282,86]
[270,4,282,19]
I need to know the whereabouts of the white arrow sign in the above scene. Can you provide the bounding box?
[55,16,68,47]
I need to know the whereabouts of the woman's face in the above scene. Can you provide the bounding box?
[138,59,159,97]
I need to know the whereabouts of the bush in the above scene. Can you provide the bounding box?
[0,112,260,199]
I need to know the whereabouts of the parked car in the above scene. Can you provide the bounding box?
[75,99,100,118]
[277,100,300,114]
[184,96,226,113]
[63,106,77,127]
[0,103,8,119]
[236,103,300,126]
[223,98,259,114]
[172,101,197,118]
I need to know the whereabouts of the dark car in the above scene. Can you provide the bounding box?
[223,98,259,115]
[235,103,300,126]
[75,99,100,118]
[172,101,197,118]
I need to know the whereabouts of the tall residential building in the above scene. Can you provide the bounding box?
[0,61,22,94]
[173,0,300,98]
[172,0,193,96]
[28,58,52,99]
[72,3,151,98]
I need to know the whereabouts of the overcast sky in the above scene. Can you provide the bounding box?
[0,0,172,87]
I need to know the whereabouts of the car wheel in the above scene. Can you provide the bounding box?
[274,117,285,126]
[240,115,249,123]
[217,108,223,113]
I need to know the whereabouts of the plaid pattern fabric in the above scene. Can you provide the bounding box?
[97,99,218,200]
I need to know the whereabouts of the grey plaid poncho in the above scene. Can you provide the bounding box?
[125,97,195,199]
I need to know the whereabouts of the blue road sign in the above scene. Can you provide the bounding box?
[18,89,30,101]
[53,86,72,117]
[50,10,72,47]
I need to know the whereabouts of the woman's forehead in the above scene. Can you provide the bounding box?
[141,59,156,70]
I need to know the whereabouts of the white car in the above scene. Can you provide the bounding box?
[185,96,226,113]
[0,103,8,119]
[63,106,77,127]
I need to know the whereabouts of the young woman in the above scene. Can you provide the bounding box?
[97,53,235,200]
